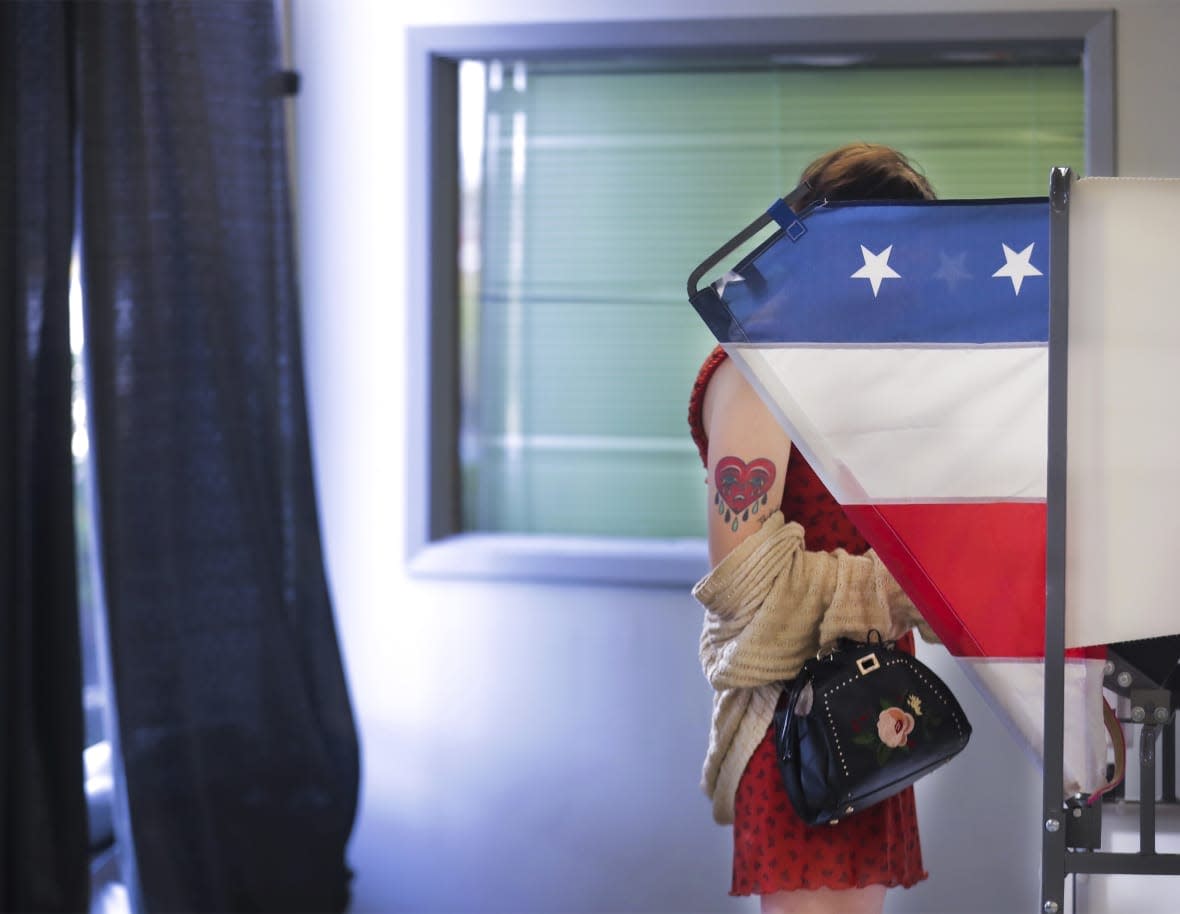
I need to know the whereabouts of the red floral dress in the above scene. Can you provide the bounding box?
[690,345,928,896]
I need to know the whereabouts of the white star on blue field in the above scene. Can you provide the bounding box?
[992,242,1043,295]
[850,244,900,297]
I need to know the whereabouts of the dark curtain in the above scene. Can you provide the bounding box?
[74,2,360,912]
[0,3,91,912]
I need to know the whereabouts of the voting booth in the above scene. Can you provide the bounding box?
[1045,170,1180,908]
[688,170,1180,911]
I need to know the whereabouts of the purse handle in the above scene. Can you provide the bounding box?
[685,180,814,300]
[825,629,893,657]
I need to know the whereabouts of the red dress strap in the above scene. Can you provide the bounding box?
[688,345,728,467]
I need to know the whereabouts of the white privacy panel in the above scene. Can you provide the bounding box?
[1066,177,1180,648]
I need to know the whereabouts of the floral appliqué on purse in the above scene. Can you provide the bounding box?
[851,691,946,766]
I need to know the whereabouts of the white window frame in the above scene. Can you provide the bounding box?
[405,11,1114,586]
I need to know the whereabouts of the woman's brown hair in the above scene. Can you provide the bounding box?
[795,142,936,208]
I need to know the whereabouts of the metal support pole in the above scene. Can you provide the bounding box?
[1041,166,1074,914]
[1141,724,1158,855]
[1163,717,1176,803]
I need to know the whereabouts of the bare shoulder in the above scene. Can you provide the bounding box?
[703,356,789,450]
[702,355,764,431]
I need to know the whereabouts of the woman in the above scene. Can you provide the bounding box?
[690,143,939,914]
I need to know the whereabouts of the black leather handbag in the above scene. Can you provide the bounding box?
[774,632,972,826]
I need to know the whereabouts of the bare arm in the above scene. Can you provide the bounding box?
[701,357,790,566]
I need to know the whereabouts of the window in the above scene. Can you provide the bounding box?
[407,13,1114,585]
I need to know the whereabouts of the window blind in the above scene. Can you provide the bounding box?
[461,63,1083,538]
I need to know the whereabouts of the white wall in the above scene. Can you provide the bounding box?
[291,1,1180,911]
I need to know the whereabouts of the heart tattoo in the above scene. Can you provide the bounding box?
[714,456,776,532]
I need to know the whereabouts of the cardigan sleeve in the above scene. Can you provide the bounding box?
[694,510,927,690]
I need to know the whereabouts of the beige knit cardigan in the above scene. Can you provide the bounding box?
[694,510,934,825]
